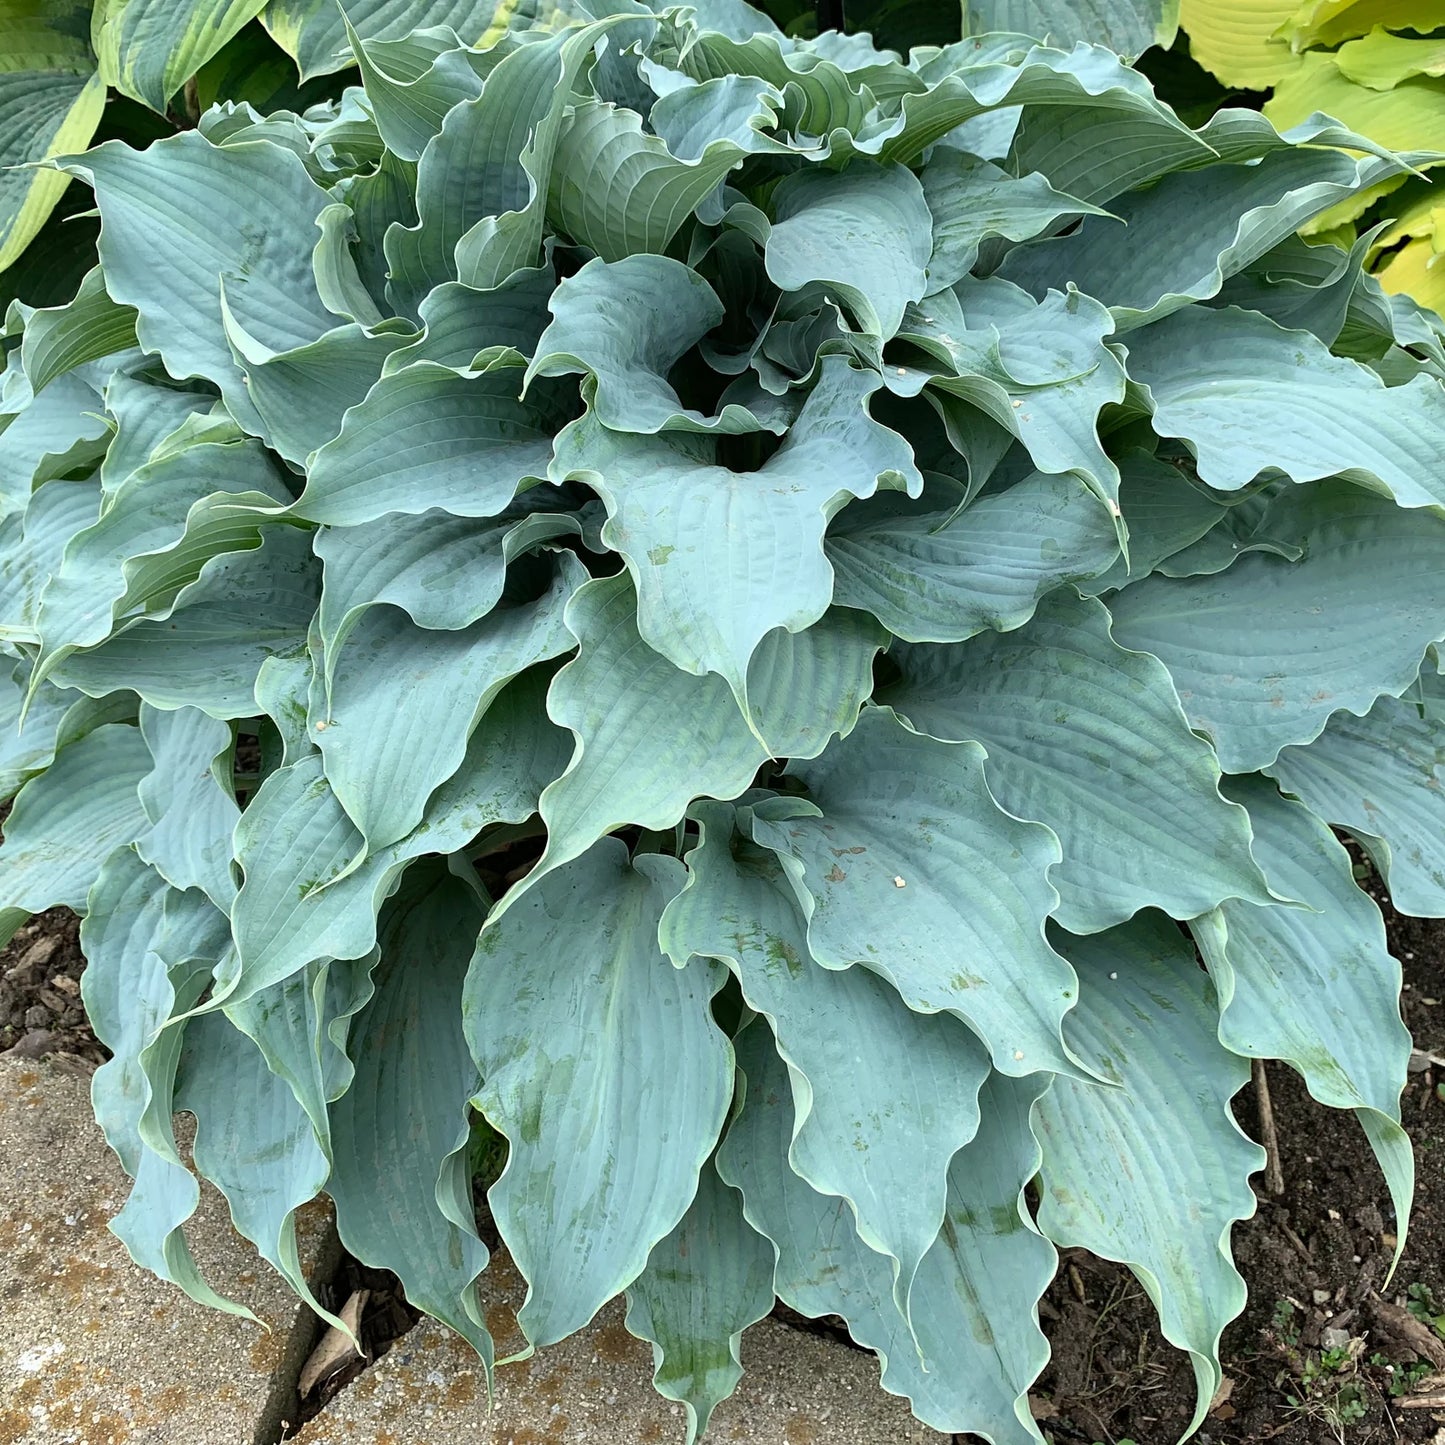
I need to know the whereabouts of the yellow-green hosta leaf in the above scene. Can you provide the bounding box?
[1264,50,1445,155]
[1334,26,1445,89]
[1037,913,1264,1437]
[1377,231,1445,312]
[91,0,270,112]
[1179,0,1303,89]
[1287,0,1441,49]
[0,1,105,275]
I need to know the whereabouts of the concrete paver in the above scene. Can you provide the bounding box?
[296,1250,945,1445]
[0,1055,337,1445]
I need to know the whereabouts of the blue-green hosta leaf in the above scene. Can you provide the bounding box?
[1000,148,1402,330]
[1078,449,1227,594]
[897,279,1127,508]
[313,552,581,857]
[544,96,761,265]
[646,70,789,161]
[220,297,416,467]
[528,255,763,434]
[57,133,335,427]
[295,363,569,525]
[1146,482,1305,581]
[386,22,607,308]
[961,0,1178,56]
[553,356,919,704]
[18,267,138,397]
[81,850,247,1316]
[92,0,269,111]
[175,1011,344,1333]
[35,438,291,667]
[49,525,321,718]
[313,202,386,330]
[0,478,102,646]
[750,706,1082,1079]
[1189,775,1413,1261]
[882,590,1275,934]
[764,164,932,343]
[346,22,486,163]
[0,663,86,801]
[330,866,494,1362]
[623,1158,775,1445]
[0,371,109,519]
[1107,480,1445,772]
[661,800,991,1316]
[135,703,239,910]
[98,371,218,496]
[384,265,554,373]
[1269,696,1445,918]
[315,493,583,662]
[827,470,1118,642]
[0,722,151,940]
[1124,305,1445,509]
[466,840,731,1349]
[226,666,567,1007]
[719,1021,1053,1444]
[524,574,882,896]
[918,151,1110,294]
[0,4,106,273]
[1035,913,1265,1438]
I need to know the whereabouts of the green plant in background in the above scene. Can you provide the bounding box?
[1,2,1444,1443]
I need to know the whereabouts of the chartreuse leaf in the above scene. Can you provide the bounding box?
[1125,305,1445,507]
[81,848,245,1315]
[883,590,1275,934]
[919,151,1110,294]
[962,0,1179,56]
[466,841,731,1349]
[1178,0,1302,89]
[295,364,569,525]
[136,703,239,910]
[226,666,567,1007]
[896,279,1127,508]
[176,1010,345,1334]
[50,526,322,718]
[330,865,495,1363]
[57,133,335,425]
[0,722,151,941]
[0,1,106,274]
[91,0,270,112]
[623,1158,775,1445]
[19,268,138,396]
[1035,912,1265,1438]
[528,255,763,434]
[525,573,880,896]
[1108,480,1445,772]
[764,164,932,342]
[553,356,919,706]
[1190,775,1413,1263]
[1002,147,1404,330]
[1269,694,1445,917]
[313,552,581,858]
[750,707,1083,1079]
[719,1021,1053,1443]
[661,800,991,1319]
[827,471,1118,642]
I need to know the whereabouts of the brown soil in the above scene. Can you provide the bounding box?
[2,885,1443,1445]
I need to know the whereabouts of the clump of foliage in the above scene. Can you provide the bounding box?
[2,2,1444,1441]
[1178,0,1445,313]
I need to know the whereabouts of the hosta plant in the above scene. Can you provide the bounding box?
[3,3,1445,1441]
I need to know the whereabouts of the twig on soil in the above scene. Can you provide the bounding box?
[1253,1058,1285,1195]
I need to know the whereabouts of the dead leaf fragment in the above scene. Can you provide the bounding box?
[299,1289,369,1397]
[1366,1294,1445,1372]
